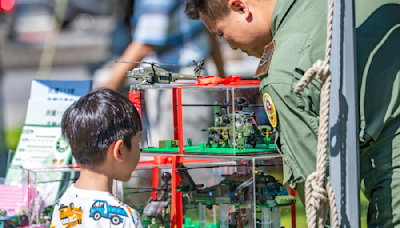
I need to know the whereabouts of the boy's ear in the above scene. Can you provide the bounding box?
[229,0,251,20]
[111,140,125,162]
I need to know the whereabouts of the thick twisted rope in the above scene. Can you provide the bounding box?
[294,0,339,227]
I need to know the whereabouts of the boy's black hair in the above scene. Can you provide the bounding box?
[61,88,141,168]
[184,0,229,20]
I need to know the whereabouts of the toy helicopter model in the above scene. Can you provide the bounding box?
[137,172,172,228]
[176,167,295,208]
[129,161,294,228]
[176,165,295,228]
[118,59,205,84]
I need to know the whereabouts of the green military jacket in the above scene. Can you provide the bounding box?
[260,0,400,189]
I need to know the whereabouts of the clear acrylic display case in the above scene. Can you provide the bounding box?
[130,83,276,156]
[26,167,122,225]
[25,167,80,225]
[0,168,33,224]
[122,153,295,228]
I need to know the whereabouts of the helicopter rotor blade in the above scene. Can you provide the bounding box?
[130,190,163,193]
[154,62,191,67]
[125,187,166,190]
[177,163,248,171]
[116,60,191,68]
[173,104,263,108]
[116,60,154,64]
[176,160,280,171]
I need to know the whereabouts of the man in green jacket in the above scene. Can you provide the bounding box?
[184,0,400,226]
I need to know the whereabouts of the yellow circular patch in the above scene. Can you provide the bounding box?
[263,93,278,128]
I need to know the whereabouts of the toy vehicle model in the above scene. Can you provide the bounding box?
[121,59,204,84]
[203,98,274,150]
[132,161,294,228]
[140,172,172,228]
[177,167,295,228]
[177,169,295,207]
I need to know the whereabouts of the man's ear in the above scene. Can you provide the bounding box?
[229,0,251,20]
[111,140,124,162]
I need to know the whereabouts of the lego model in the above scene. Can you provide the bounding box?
[202,98,274,150]
[59,203,83,228]
[177,166,295,228]
[131,161,294,228]
[139,172,172,228]
[141,97,277,155]
[177,169,295,207]
[120,59,204,84]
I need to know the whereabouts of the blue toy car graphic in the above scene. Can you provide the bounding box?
[89,200,128,225]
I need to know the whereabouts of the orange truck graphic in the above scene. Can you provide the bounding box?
[59,203,83,228]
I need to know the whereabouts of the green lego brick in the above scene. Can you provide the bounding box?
[159,140,179,148]
[141,144,277,154]
[141,139,277,154]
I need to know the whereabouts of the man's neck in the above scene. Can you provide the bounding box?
[74,167,114,194]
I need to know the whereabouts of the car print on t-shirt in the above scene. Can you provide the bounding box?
[89,200,128,225]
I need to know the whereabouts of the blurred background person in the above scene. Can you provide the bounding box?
[87,0,134,76]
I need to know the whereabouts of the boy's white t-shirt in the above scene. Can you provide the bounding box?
[51,185,142,228]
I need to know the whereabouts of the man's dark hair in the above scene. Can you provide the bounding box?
[185,0,229,20]
[61,88,142,168]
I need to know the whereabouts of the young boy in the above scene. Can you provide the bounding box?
[51,88,143,228]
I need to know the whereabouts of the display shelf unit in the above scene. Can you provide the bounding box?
[130,79,277,156]
[122,153,297,228]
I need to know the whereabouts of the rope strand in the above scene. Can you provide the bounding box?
[294,0,339,227]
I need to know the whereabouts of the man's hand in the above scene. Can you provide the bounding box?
[103,42,154,91]
[209,32,225,78]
